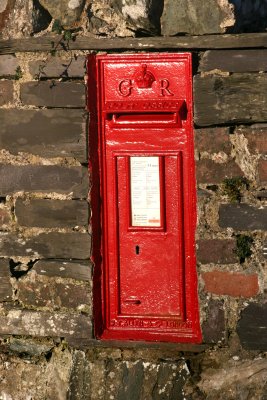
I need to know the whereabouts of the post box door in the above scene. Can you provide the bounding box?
[117,154,184,318]
[87,53,202,343]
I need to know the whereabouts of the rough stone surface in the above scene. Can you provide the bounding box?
[0,54,19,76]
[33,260,92,281]
[161,0,235,36]
[202,270,259,297]
[0,0,9,13]
[0,109,87,162]
[45,347,74,400]
[87,0,163,37]
[0,259,12,301]
[237,303,267,350]
[259,159,267,184]
[194,74,267,126]
[0,347,72,400]
[195,127,232,155]
[0,0,15,37]
[21,81,85,108]
[29,55,85,78]
[9,337,54,357]
[219,204,267,230]
[17,273,91,312]
[0,232,91,259]
[0,308,92,338]
[67,350,91,400]
[198,358,267,399]
[202,300,226,343]
[0,80,14,105]
[257,190,267,200]
[0,353,48,400]
[68,355,191,400]
[196,159,243,184]
[0,165,88,197]
[39,0,86,29]
[199,50,267,73]
[237,125,267,154]
[0,0,33,39]
[113,0,163,35]
[15,199,89,228]
[197,239,238,264]
[0,206,11,227]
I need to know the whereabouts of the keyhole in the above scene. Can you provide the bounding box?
[135,245,140,255]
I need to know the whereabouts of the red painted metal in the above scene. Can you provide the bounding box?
[87,53,202,343]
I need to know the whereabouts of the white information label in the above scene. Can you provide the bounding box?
[130,156,161,227]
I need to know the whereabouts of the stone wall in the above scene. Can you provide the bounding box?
[0,1,267,399]
[1,0,267,38]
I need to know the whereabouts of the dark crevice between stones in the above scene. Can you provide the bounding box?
[227,0,267,33]
[44,349,53,362]
[194,121,262,129]
[134,28,158,37]
[235,234,253,264]
[9,258,39,279]
[229,126,236,135]
[32,0,52,34]
[192,52,200,76]
[206,185,218,192]
[148,0,164,35]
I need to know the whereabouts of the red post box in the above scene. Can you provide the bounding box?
[87,53,202,343]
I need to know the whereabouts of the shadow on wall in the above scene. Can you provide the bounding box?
[228,0,267,32]
[148,0,164,35]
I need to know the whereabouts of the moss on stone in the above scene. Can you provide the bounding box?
[222,177,249,203]
[235,234,253,263]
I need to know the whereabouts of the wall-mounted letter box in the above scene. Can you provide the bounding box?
[87,53,201,343]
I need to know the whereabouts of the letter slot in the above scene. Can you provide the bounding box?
[87,53,202,343]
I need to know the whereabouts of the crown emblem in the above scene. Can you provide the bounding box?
[134,64,155,89]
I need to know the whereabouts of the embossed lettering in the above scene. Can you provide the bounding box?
[160,79,174,96]
[105,100,182,112]
[110,318,187,329]
[118,79,133,97]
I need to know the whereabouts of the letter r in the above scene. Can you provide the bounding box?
[160,79,174,96]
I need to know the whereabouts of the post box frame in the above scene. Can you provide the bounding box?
[87,52,202,343]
